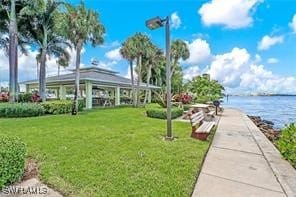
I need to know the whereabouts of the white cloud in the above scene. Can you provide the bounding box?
[183,66,200,81]
[258,35,284,50]
[208,48,250,87]
[96,60,118,70]
[198,0,262,29]
[267,58,279,64]
[206,47,296,94]
[124,63,137,80]
[105,47,122,61]
[255,54,262,63]
[289,14,296,33]
[0,47,80,83]
[171,12,181,29]
[184,38,212,65]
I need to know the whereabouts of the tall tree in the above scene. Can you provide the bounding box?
[24,0,70,102]
[130,33,151,107]
[120,37,136,107]
[170,39,189,77]
[0,0,33,101]
[61,3,105,115]
[142,44,163,104]
[56,51,70,79]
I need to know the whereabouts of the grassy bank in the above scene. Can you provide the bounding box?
[0,107,210,196]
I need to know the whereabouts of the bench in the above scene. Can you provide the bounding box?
[189,111,215,140]
[208,111,215,116]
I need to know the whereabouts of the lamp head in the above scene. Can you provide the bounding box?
[145,17,163,30]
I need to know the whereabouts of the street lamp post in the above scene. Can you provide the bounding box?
[146,16,172,139]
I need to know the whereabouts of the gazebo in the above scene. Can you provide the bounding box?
[23,67,160,109]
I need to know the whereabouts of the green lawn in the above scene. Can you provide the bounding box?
[0,107,210,196]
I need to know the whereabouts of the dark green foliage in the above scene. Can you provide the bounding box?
[41,100,84,114]
[277,123,296,168]
[0,103,44,118]
[0,136,26,189]
[186,75,224,102]
[18,93,33,103]
[146,103,183,119]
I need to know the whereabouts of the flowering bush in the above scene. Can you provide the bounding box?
[173,93,192,104]
[32,92,41,102]
[0,92,9,102]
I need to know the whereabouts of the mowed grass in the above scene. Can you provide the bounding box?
[0,107,210,196]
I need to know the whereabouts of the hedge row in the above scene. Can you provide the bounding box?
[0,136,26,189]
[0,103,44,118]
[146,103,183,119]
[40,100,84,114]
[277,123,296,168]
[0,100,85,118]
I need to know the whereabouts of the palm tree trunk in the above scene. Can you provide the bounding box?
[15,43,18,101]
[136,55,142,107]
[8,0,17,102]
[72,41,82,115]
[143,64,152,105]
[39,49,47,102]
[58,65,60,79]
[36,61,39,81]
[130,60,136,107]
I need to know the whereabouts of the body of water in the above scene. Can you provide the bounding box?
[223,96,296,129]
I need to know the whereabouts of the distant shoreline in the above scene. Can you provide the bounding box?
[227,94,296,97]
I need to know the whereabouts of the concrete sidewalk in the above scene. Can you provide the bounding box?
[192,108,296,197]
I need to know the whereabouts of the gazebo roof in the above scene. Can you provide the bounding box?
[23,67,160,89]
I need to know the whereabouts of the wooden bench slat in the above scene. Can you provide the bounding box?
[190,111,203,119]
[196,121,215,133]
[208,111,215,116]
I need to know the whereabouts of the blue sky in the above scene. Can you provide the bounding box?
[1,0,296,94]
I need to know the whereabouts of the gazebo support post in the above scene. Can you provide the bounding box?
[59,85,66,100]
[85,81,93,109]
[115,86,120,106]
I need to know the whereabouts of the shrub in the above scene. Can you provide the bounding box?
[40,100,84,114]
[173,93,193,104]
[0,135,26,189]
[0,103,44,118]
[276,123,296,168]
[0,92,9,102]
[146,103,183,119]
[18,93,33,103]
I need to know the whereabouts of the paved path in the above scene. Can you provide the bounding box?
[192,108,296,197]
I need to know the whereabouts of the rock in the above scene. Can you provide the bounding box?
[262,120,274,126]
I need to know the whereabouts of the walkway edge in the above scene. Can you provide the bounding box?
[243,115,296,197]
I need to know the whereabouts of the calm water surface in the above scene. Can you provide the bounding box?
[223,96,296,129]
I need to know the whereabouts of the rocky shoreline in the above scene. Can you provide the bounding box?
[248,115,280,142]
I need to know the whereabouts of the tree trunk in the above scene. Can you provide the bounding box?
[170,57,178,79]
[39,49,47,102]
[58,65,60,79]
[136,55,142,107]
[72,42,82,115]
[143,64,152,105]
[130,60,136,107]
[36,61,39,81]
[15,42,18,100]
[8,0,17,102]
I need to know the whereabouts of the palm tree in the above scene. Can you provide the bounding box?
[36,53,41,81]
[170,39,189,77]
[0,0,34,102]
[130,33,151,107]
[143,44,163,104]
[56,52,70,79]
[25,0,70,102]
[120,37,137,107]
[62,3,105,115]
